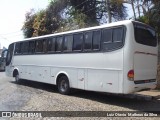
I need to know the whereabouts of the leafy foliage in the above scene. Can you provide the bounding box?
[137,1,160,40]
[22,0,67,38]
[22,9,36,38]
[32,10,47,36]
[22,0,128,38]
[68,0,99,24]
[109,0,128,21]
[68,0,127,24]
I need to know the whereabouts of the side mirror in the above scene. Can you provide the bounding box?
[1,49,8,59]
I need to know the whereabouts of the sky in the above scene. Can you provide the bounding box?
[0,0,133,49]
[0,0,49,48]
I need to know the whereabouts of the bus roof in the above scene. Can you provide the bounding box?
[16,20,138,43]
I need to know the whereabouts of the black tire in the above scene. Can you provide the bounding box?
[15,72,20,83]
[57,76,70,95]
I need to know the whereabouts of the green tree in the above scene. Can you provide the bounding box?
[62,10,89,31]
[109,0,128,22]
[22,9,36,38]
[68,0,127,24]
[32,10,47,37]
[99,0,128,23]
[45,0,67,33]
[68,0,99,25]
[150,1,160,39]
[137,1,160,40]
[22,0,67,38]
[22,0,128,37]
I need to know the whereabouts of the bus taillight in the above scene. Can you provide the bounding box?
[128,70,134,80]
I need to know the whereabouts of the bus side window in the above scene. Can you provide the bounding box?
[28,41,35,54]
[84,31,92,51]
[47,37,56,52]
[43,39,47,53]
[73,33,83,51]
[102,29,112,43]
[112,27,124,49]
[113,27,123,43]
[35,40,43,53]
[102,29,112,51]
[63,35,73,52]
[15,43,21,54]
[55,36,63,52]
[93,30,101,50]
[21,42,29,54]
[102,27,124,51]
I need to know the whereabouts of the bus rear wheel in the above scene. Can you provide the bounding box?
[57,76,70,95]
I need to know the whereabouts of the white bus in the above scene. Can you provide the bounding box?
[5,20,158,94]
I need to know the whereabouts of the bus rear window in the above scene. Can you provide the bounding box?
[133,22,157,47]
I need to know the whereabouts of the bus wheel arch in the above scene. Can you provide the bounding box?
[56,73,70,95]
[13,69,20,83]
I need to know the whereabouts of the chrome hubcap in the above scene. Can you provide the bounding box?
[60,80,67,92]
[16,74,19,82]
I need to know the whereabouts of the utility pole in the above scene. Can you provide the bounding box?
[137,0,141,18]
[131,0,136,20]
[105,0,111,23]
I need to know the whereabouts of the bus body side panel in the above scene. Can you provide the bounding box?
[123,22,157,94]
[123,23,135,93]
[87,50,124,94]
[87,69,120,93]
[134,51,157,80]
[17,65,51,83]
[11,50,124,93]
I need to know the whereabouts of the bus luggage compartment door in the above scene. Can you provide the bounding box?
[134,52,157,81]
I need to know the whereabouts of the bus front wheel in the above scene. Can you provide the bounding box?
[13,70,20,83]
[57,76,70,95]
[15,74,20,83]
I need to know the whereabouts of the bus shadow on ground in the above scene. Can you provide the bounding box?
[11,79,160,113]
[11,79,58,93]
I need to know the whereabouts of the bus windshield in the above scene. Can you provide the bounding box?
[133,22,157,47]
